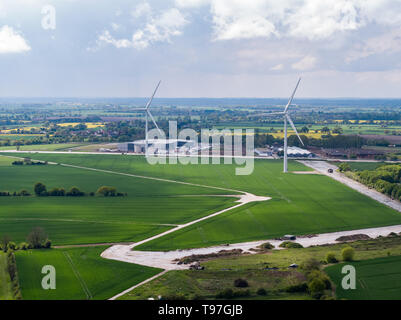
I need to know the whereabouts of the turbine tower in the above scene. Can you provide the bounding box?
[267,78,303,173]
[137,81,162,156]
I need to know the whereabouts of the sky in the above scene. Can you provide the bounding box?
[1,0,401,98]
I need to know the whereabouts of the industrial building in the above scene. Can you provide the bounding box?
[118,139,196,154]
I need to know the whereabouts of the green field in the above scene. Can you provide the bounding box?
[15,247,161,300]
[326,255,401,300]
[0,143,89,151]
[0,155,236,245]
[4,153,401,251]
[0,252,14,300]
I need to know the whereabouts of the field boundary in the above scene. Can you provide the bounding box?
[63,251,93,300]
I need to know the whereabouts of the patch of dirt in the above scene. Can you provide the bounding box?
[297,234,318,239]
[292,171,321,175]
[336,234,371,242]
[174,249,244,265]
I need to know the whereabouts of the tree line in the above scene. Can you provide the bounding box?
[340,163,401,200]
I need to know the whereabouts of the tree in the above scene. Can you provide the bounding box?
[326,252,338,263]
[96,186,117,197]
[234,278,249,288]
[66,186,84,197]
[341,246,355,261]
[338,162,351,172]
[308,277,325,297]
[300,126,309,133]
[1,235,11,252]
[34,182,47,196]
[26,227,48,249]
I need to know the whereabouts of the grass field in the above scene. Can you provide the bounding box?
[0,143,89,151]
[0,155,236,245]
[0,134,44,141]
[5,153,401,251]
[326,255,401,300]
[119,269,310,300]
[15,247,161,300]
[0,252,14,300]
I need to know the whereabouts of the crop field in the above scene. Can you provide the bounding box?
[0,252,14,300]
[215,123,401,136]
[4,153,401,251]
[0,155,236,245]
[0,143,89,151]
[326,255,401,300]
[0,134,44,141]
[15,247,161,300]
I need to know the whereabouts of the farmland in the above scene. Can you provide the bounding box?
[0,252,14,300]
[0,155,236,245]
[0,143,89,151]
[326,255,401,300]
[3,153,401,251]
[15,247,162,300]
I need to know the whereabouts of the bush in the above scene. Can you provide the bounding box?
[301,258,321,274]
[234,278,249,288]
[49,188,65,196]
[285,282,308,293]
[7,241,17,251]
[279,241,303,249]
[308,277,326,297]
[19,242,29,250]
[338,162,351,172]
[96,186,117,197]
[256,288,267,296]
[66,186,85,197]
[326,252,338,263]
[216,288,234,299]
[261,242,274,250]
[19,190,30,196]
[44,239,52,249]
[341,246,355,261]
[34,182,47,196]
[233,290,250,298]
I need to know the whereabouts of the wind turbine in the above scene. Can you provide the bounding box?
[136,81,162,156]
[267,78,303,173]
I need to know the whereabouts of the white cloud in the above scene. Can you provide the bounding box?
[210,0,281,40]
[95,6,188,50]
[346,28,401,62]
[285,0,362,40]
[110,23,121,31]
[131,2,152,19]
[175,0,401,41]
[0,25,31,54]
[175,0,210,8]
[292,55,317,70]
[271,63,284,71]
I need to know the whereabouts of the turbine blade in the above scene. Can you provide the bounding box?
[147,110,161,133]
[286,114,304,146]
[145,80,162,109]
[284,77,301,113]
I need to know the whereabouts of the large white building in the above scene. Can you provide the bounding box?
[118,139,197,154]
